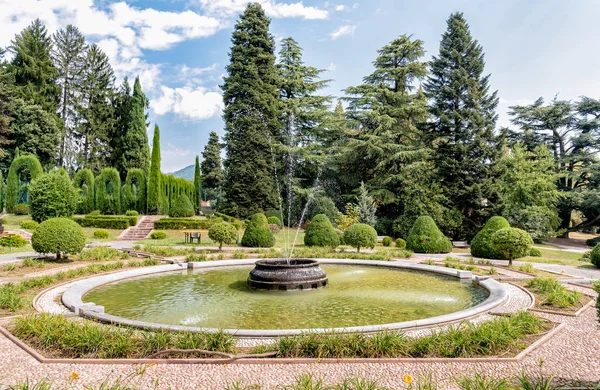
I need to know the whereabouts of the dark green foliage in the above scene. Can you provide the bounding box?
[29,170,78,222]
[304,214,339,248]
[31,217,85,259]
[491,228,534,264]
[0,49,13,159]
[72,216,131,230]
[20,220,39,230]
[395,238,406,249]
[150,231,167,240]
[194,155,201,213]
[221,4,280,217]
[382,236,393,247]
[169,195,194,218]
[6,154,43,212]
[241,213,275,248]
[209,222,238,250]
[0,235,28,247]
[94,168,121,215]
[343,223,377,252]
[590,244,600,268]
[93,230,109,239]
[12,204,30,215]
[424,13,500,239]
[147,125,163,214]
[109,78,132,178]
[406,216,452,254]
[267,216,282,227]
[73,169,94,214]
[470,216,511,259]
[529,248,542,257]
[309,195,339,224]
[587,237,600,247]
[201,131,223,203]
[121,77,150,175]
[122,168,146,213]
[153,218,216,230]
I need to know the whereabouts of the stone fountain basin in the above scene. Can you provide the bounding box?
[248,258,328,290]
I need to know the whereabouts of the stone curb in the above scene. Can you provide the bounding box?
[61,259,509,337]
[0,322,564,365]
[528,297,595,318]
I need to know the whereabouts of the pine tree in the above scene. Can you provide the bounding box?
[0,48,13,161]
[110,78,132,177]
[9,19,60,113]
[194,155,201,214]
[52,25,86,167]
[357,182,377,227]
[424,13,500,239]
[147,124,162,214]
[76,44,115,173]
[121,77,150,176]
[201,131,223,203]
[221,3,280,217]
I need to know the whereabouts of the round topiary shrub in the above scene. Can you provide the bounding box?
[343,223,377,252]
[470,216,510,259]
[93,229,109,239]
[395,238,406,249]
[150,231,167,240]
[208,222,238,250]
[0,235,28,248]
[29,170,79,223]
[382,236,393,247]
[406,216,452,254]
[13,204,29,215]
[529,247,542,257]
[589,244,600,268]
[125,210,139,216]
[491,227,534,265]
[31,217,85,259]
[20,220,39,230]
[304,214,340,248]
[169,195,195,218]
[267,216,282,228]
[241,213,275,248]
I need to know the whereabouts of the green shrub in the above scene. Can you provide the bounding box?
[13,204,29,215]
[153,218,216,230]
[267,215,282,228]
[529,247,542,257]
[527,277,582,308]
[169,195,195,218]
[150,231,167,240]
[241,213,274,248]
[395,238,406,249]
[590,244,600,268]
[343,223,377,252]
[587,236,600,247]
[93,229,109,239]
[382,236,393,247]
[470,216,511,259]
[125,210,139,216]
[89,210,101,217]
[72,216,130,230]
[31,218,86,259]
[20,220,39,230]
[208,222,238,250]
[79,246,124,261]
[94,168,121,215]
[304,214,340,248]
[0,235,28,247]
[309,195,339,223]
[491,228,534,265]
[406,216,452,254]
[6,155,43,213]
[73,169,95,214]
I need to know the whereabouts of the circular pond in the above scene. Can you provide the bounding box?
[83,264,489,330]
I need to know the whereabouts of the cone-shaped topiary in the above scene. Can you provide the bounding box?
[491,227,534,265]
[470,216,510,259]
[169,195,194,218]
[241,213,274,248]
[304,214,339,248]
[343,223,377,252]
[32,217,85,259]
[406,216,452,254]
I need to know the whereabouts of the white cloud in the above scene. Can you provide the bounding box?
[151,85,224,120]
[326,62,336,72]
[330,25,356,40]
[335,5,346,11]
[196,0,328,19]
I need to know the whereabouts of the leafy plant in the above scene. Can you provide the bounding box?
[382,236,393,247]
[20,220,39,230]
[149,231,167,240]
[470,216,510,259]
[343,223,377,252]
[169,195,195,218]
[13,204,30,215]
[241,213,274,248]
[208,222,238,250]
[491,227,534,265]
[0,235,28,247]
[93,229,110,239]
[406,216,452,254]
[31,218,86,259]
[304,214,340,248]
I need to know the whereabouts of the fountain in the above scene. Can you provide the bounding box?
[247,258,328,290]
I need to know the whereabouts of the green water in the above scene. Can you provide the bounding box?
[84,265,488,330]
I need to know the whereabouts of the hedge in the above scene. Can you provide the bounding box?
[122,168,147,214]
[72,216,137,229]
[169,194,195,218]
[73,169,95,214]
[6,154,43,213]
[32,218,86,259]
[491,227,534,265]
[241,213,274,248]
[154,218,216,230]
[470,216,511,259]
[590,244,600,268]
[406,216,452,254]
[94,168,121,215]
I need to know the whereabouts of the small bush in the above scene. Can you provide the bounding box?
[529,247,542,257]
[491,228,534,265]
[169,195,195,218]
[0,235,28,248]
[580,250,591,262]
[209,222,238,250]
[267,216,282,228]
[395,238,406,249]
[13,204,29,215]
[241,213,274,248]
[93,229,109,239]
[31,218,86,259]
[590,244,600,268]
[29,170,79,222]
[343,223,377,252]
[406,216,452,254]
[470,216,511,259]
[89,210,101,216]
[20,220,39,230]
[79,246,124,261]
[150,231,167,240]
[587,236,600,248]
[382,236,393,247]
[304,214,340,248]
[125,210,139,216]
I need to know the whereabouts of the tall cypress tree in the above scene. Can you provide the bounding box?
[201,131,223,203]
[194,155,201,213]
[0,48,13,161]
[147,124,162,214]
[110,78,132,177]
[424,13,500,239]
[121,77,150,177]
[221,3,281,218]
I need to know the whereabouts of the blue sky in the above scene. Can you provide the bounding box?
[2,0,600,172]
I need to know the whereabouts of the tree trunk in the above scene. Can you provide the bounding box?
[558,207,572,238]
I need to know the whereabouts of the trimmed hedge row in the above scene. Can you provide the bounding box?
[72,215,138,229]
[153,218,217,230]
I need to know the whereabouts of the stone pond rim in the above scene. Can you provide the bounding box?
[247,258,328,291]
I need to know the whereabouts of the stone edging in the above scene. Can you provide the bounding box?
[60,259,508,337]
[0,322,565,365]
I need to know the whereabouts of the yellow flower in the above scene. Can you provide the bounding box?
[70,372,80,380]
[403,375,413,384]
[148,362,157,367]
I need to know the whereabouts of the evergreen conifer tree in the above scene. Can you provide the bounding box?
[0,48,13,160]
[194,155,201,214]
[200,131,223,203]
[147,124,162,214]
[110,78,132,177]
[121,77,150,176]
